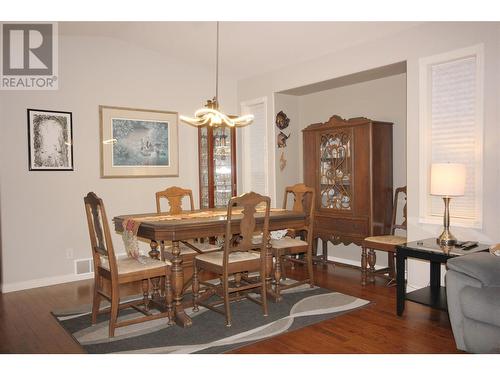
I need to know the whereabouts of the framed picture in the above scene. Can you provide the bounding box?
[27,109,74,171]
[100,106,179,178]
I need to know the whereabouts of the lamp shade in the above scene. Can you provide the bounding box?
[430,163,466,196]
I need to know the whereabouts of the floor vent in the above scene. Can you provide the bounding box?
[75,258,94,275]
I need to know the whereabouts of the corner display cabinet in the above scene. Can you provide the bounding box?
[302,115,394,261]
[198,125,237,208]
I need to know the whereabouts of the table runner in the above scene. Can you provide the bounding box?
[121,208,286,262]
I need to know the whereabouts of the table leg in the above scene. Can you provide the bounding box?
[396,253,406,316]
[149,240,160,260]
[171,240,192,327]
[430,261,441,304]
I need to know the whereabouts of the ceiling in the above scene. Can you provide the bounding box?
[61,22,421,81]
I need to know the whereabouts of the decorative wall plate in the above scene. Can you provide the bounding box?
[275,111,290,130]
[277,131,290,148]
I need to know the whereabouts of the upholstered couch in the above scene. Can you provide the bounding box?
[446,252,500,353]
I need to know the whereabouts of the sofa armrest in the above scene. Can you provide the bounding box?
[447,252,500,286]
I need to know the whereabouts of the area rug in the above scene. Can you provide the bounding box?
[52,283,370,354]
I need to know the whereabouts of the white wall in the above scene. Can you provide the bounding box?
[237,22,500,288]
[0,25,237,292]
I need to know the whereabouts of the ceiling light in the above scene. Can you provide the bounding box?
[180,22,253,128]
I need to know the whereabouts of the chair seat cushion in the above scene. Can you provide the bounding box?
[251,230,289,245]
[460,285,500,327]
[164,240,221,255]
[101,255,170,274]
[364,235,407,245]
[447,252,500,286]
[270,236,308,250]
[195,250,260,266]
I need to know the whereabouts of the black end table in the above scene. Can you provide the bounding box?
[396,238,489,316]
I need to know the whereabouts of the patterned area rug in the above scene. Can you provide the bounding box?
[52,284,370,354]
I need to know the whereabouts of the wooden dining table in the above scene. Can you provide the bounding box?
[113,208,306,328]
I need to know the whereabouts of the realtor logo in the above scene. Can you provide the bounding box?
[1,22,58,90]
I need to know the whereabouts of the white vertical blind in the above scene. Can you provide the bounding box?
[429,56,478,219]
[242,101,268,195]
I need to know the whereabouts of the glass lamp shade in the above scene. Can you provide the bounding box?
[430,163,466,197]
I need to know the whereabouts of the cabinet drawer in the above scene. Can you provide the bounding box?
[314,215,369,237]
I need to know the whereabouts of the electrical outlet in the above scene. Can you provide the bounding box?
[66,248,74,259]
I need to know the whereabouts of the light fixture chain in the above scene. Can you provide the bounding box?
[179,21,254,127]
[215,21,219,106]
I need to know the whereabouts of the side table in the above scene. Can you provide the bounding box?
[396,238,489,316]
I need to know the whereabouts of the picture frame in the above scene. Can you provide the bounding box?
[99,105,179,178]
[27,109,74,171]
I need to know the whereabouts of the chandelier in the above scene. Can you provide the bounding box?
[180,22,254,128]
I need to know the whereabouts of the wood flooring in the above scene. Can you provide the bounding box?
[0,262,461,354]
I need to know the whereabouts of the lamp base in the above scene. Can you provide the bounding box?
[437,228,457,246]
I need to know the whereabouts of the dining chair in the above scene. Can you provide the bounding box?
[361,186,407,286]
[192,191,270,327]
[84,192,172,337]
[270,183,315,301]
[155,186,220,292]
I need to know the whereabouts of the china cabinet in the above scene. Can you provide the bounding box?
[302,115,394,259]
[198,126,237,208]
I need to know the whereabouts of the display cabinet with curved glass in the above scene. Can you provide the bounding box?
[303,115,394,261]
[198,126,237,208]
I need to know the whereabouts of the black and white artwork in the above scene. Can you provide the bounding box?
[27,109,73,171]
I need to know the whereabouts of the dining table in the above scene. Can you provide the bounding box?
[113,207,306,328]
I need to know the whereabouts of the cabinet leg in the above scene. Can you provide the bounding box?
[368,249,376,284]
[361,246,367,286]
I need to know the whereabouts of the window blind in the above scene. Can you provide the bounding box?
[429,56,477,220]
[243,101,267,195]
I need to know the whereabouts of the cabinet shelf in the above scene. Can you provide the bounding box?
[321,182,351,186]
[198,126,237,209]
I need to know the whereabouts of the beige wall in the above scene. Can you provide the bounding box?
[273,93,300,208]
[0,26,237,291]
[238,22,500,288]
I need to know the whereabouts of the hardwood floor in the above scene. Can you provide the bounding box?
[0,262,461,354]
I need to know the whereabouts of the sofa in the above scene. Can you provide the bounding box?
[446,251,500,353]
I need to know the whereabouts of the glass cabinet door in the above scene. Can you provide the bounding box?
[198,126,236,209]
[199,127,210,208]
[213,127,233,208]
[319,130,353,210]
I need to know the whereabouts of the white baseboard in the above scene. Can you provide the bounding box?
[328,255,385,270]
[1,252,131,293]
[1,272,94,293]
[1,254,422,294]
[329,255,421,292]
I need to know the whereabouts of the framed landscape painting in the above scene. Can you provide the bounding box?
[27,109,74,171]
[100,106,179,178]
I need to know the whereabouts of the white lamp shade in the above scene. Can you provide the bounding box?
[430,163,466,196]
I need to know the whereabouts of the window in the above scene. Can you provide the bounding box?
[240,97,269,195]
[419,44,484,228]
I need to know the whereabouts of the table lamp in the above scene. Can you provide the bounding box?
[430,163,466,246]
